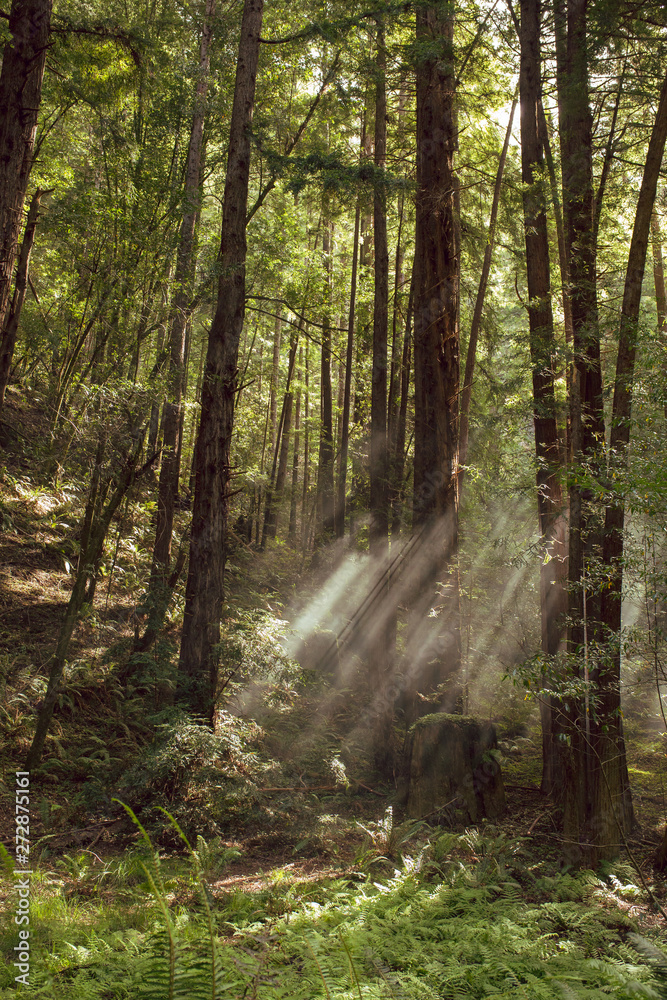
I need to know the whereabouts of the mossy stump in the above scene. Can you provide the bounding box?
[405,713,506,822]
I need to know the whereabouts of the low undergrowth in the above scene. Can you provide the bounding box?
[2,822,667,999]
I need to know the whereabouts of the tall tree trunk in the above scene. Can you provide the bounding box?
[652,211,667,333]
[388,193,405,447]
[539,101,573,456]
[459,96,516,491]
[0,0,52,332]
[178,0,264,720]
[555,0,605,854]
[392,264,414,535]
[288,347,302,544]
[316,218,335,541]
[151,0,215,584]
[0,188,44,408]
[369,18,392,773]
[26,436,145,767]
[135,6,215,656]
[269,313,282,455]
[519,0,567,798]
[651,211,667,419]
[336,202,360,538]
[597,68,667,860]
[302,340,311,551]
[411,4,462,714]
[262,331,298,545]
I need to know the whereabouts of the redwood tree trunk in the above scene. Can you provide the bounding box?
[335,201,360,538]
[178,0,264,719]
[369,19,392,773]
[0,0,51,332]
[288,350,301,544]
[392,266,413,534]
[411,4,462,713]
[316,218,335,540]
[597,68,667,859]
[519,0,567,797]
[555,0,605,853]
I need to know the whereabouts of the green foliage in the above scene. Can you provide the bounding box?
[4,825,665,1000]
[355,805,425,866]
[116,718,268,843]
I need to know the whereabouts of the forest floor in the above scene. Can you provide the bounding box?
[3,390,667,997]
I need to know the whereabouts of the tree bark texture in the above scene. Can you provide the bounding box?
[556,0,605,647]
[288,350,301,544]
[411,4,461,713]
[392,266,413,534]
[0,188,44,409]
[178,0,264,720]
[316,218,335,541]
[650,212,667,420]
[405,714,505,822]
[336,202,360,539]
[369,19,392,774]
[555,0,603,848]
[0,0,52,332]
[370,19,389,551]
[539,101,573,456]
[596,67,667,858]
[519,0,568,797]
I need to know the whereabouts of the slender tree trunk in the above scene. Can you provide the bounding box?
[262,331,298,545]
[370,18,389,553]
[269,313,282,455]
[302,340,311,552]
[596,68,667,860]
[539,101,573,457]
[0,189,44,408]
[652,211,667,332]
[519,0,567,797]
[288,348,302,544]
[392,270,413,534]
[151,0,215,585]
[0,0,52,333]
[26,436,145,768]
[388,193,405,446]
[336,202,360,538]
[134,8,215,656]
[651,212,667,420]
[316,218,335,541]
[369,18,392,773]
[411,4,462,714]
[178,0,264,720]
[459,96,516,491]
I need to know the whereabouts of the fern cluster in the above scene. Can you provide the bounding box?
[3,823,666,1000]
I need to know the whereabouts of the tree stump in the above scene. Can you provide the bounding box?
[405,713,506,822]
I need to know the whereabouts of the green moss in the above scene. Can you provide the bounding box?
[409,712,486,735]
